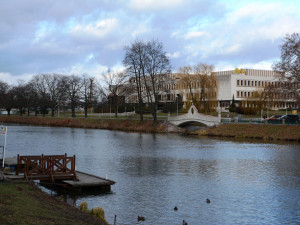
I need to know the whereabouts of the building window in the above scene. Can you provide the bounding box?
[241,80,243,86]
[237,80,240,86]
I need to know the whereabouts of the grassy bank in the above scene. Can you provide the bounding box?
[0,180,107,225]
[193,124,300,142]
[0,115,167,133]
[1,115,300,142]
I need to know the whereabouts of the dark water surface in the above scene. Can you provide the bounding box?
[5,125,300,225]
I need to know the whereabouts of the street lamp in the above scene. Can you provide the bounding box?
[176,95,178,116]
[266,95,269,118]
[110,101,111,119]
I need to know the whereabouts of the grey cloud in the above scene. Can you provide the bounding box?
[0,0,299,81]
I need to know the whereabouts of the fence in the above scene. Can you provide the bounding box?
[17,153,77,181]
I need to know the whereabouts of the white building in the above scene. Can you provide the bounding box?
[123,68,298,111]
[216,68,297,110]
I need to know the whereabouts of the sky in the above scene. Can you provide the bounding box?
[1,0,300,84]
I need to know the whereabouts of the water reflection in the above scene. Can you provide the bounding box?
[4,124,300,225]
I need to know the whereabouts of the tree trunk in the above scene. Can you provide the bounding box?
[115,102,118,118]
[152,111,157,124]
[71,107,76,117]
[51,108,55,117]
[84,107,88,118]
[152,103,157,124]
[139,112,143,121]
[27,108,30,116]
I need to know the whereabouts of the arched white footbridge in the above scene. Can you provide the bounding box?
[168,105,221,127]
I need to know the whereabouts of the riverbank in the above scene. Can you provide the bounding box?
[1,115,299,142]
[0,179,107,225]
[0,115,168,133]
[193,124,300,142]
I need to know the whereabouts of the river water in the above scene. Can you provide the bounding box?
[4,124,300,225]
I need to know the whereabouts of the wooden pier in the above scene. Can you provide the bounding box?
[11,154,115,191]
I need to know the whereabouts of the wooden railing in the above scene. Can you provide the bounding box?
[17,154,78,181]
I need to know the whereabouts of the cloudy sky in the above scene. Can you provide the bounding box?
[1,0,300,84]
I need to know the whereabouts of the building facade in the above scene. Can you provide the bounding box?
[123,68,298,111]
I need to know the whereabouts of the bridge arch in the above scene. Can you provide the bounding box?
[177,120,208,127]
[168,105,221,127]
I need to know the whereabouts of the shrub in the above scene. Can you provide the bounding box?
[135,106,152,114]
[228,106,236,112]
[79,201,88,212]
[235,107,258,115]
[89,207,106,222]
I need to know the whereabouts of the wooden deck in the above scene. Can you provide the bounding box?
[4,155,116,192]
[62,171,115,188]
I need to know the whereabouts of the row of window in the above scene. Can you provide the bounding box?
[236,79,300,88]
[237,91,296,99]
[237,79,271,87]
[240,102,297,108]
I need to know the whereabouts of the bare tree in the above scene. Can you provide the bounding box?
[103,71,128,118]
[144,40,171,123]
[194,63,218,113]
[123,39,171,123]
[11,81,27,116]
[44,74,65,117]
[123,40,148,121]
[0,81,9,108]
[64,75,82,117]
[31,74,65,117]
[177,66,195,106]
[272,33,300,106]
[0,81,14,115]
[79,74,97,118]
[30,76,50,116]
[177,63,218,113]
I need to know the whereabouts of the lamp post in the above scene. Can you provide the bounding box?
[266,95,269,118]
[176,95,178,116]
[110,102,111,119]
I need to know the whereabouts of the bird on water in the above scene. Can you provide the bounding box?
[137,216,145,222]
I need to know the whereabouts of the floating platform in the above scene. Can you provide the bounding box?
[61,171,115,191]
[4,154,116,192]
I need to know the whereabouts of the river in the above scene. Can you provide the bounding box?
[4,124,300,225]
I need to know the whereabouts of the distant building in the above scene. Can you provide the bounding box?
[216,68,298,110]
[120,68,299,111]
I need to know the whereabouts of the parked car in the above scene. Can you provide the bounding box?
[272,114,300,124]
[266,115,281,120]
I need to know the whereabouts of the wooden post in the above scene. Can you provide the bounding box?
[16,154,19,175]
[114,215,117,225]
